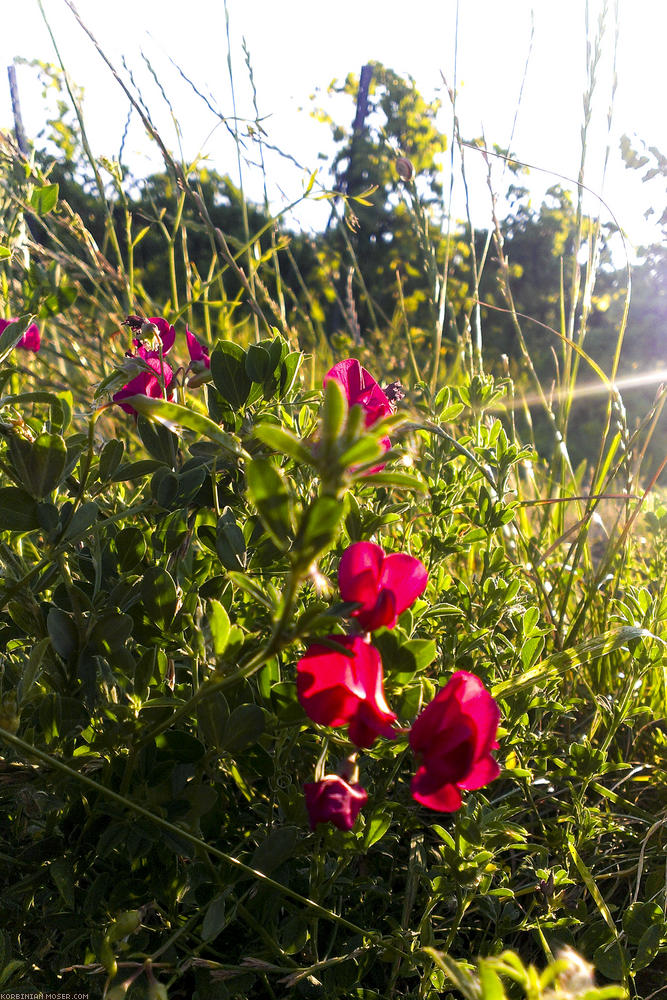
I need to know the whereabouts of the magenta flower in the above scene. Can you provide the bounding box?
[339,541,428,632]
[113,317,176,415]
[123,315,175,355]
[186,327,210,368]
[0,317,41,352]
[296,635,397,748]
[409,671,500,812]
[323,359,393,453]
[186,327,211,387]
[304,774,368,831]
[113,345,174,415]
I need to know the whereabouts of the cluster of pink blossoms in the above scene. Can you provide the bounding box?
[112,316,210,415]
[299,360,501,831]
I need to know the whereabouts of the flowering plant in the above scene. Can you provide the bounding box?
[112,316,176,414]
[297,635,397,748]
[410,671,501,812]
[304,774,368,831]
[338,540,428,632]
[323,358,394,453]
[0,317,41,352]
[297,523,499,826]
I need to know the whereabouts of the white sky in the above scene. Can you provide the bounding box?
[2,0,667,252]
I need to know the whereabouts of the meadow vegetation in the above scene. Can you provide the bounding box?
[0,4,665,998]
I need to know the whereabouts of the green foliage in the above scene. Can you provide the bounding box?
[0,21,666,1000]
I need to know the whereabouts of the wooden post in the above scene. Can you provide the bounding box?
[7,64,29,155]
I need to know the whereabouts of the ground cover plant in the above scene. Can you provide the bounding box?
[0,3,666,998]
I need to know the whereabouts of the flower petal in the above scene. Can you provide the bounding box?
[296,636,396,748]
[411,769,462,812]
[304,775,367,831]
[150,316,176,354]
[323,359,365,403]
[338,542,384,607]
[323,359,392,427]
[379,553,428,616]
[186,327,210,366]
[19,323,41,352]
[355,588,397,632]
[297,638,367,704]
[458,755,501,790]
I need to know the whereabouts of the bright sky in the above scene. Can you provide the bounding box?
[2,0,667,252]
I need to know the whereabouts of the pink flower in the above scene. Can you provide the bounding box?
[186,327,210,368]
[0,317,41,352]
[296,635,397,748]
[113,316,176,414]
[323,359,393,453]
[339,541,428,632]
[113,342,174,415]
[123,315,175,355]
[304,775,368,831]
[409,671,500,812]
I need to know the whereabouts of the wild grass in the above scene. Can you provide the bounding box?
[0,1,665,998]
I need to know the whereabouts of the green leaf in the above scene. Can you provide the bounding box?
[0,246,11,260]
[294,495,344,567]
[26,432,67,498]
[208,599,231,657]
[62,501,99,541]
[338,436,384,470]
[197,691,230,748]
[90,610,134,654]
[215,507,247,571]
[493,627,658,698]
[245,343,273,382]
[375,633,437,684]
[134,648,158,700]
[137,414,179,464]
[49,858,74,907]
[113,526,146,573]
[221,703,265,752]
[0,960,25,988]
[141,567,178,628]
[270,680,303,723]
[202,894,228,941]
[362,812,392,848]
[251,826,298,874]
[634,922,662,970]
[210,341,252,409]
[110,458,165,482]
[99,438,126,481]
[254,422,312,464]
[47,607,78,660]
[278,352,302,398]
[478,962,505,1000]
[623,901,662,942]
[0,486,39,531]
[320,376,348,444]
[124,395,248,460]
[18,637,51,702]
[593,940,627,982]
[30,182,59,214]
[247,458,293,549]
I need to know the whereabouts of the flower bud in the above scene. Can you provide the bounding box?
[304,774,367,831]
